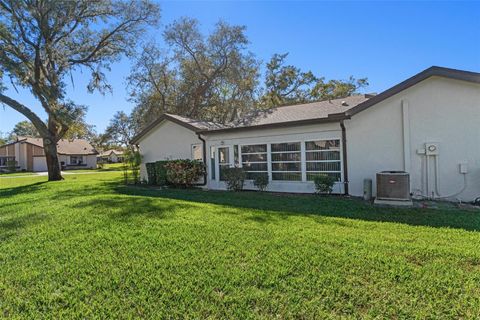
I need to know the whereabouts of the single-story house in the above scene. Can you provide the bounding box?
[0,136,98,172]
[131,66,480,201]
[98,149,124,163]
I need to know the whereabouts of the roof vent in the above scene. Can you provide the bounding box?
[341,101,348,106]
[365,93,377,98]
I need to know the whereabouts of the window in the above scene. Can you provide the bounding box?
[305,140,341,181]
[191,144,203,160]
[210,147,216,180]
[271,142,301,181]
[0,156,15,167]
[70,156,83,165]
[241,144,267,180]
[218,147,230,181]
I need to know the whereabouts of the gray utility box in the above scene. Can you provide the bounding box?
[376,171,410,201]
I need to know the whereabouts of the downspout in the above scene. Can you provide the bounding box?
[196,133,207,186]
[340,120,349,195]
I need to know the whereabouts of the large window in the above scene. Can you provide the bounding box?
[305,140,341,181]
[218,147,230,181]
[271,142,301,181]
[241,144,267,180]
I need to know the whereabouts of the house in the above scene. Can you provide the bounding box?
[0,136,98,172]
[131,66,480,201]
[98,149,124,163]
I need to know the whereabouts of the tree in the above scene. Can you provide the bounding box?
[129,18,259,130]
[103,111,135,148]
[259,53,368,108]
[259,53,316,108]
[0,0,159,181]
[0,131,7,145]
[10,120,40,138]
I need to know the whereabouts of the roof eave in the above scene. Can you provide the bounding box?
[198,113,349,135]
[130,114,201,145]
[346,66,480,117]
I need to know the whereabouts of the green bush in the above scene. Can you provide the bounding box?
[155,161,169,186]
[223,167,246,191]
[145,162,157,185]
[313,175,337,194]
[164,160,205,188]
[124,149,142,185]
[253,174,269,192]
[6,160,16,172]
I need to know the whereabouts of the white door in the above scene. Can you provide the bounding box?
[33,156,48,172]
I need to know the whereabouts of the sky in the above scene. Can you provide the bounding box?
[1,1,479,134]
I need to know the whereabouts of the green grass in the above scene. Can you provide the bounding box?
[0,171,38,176]
[1,172,480,318]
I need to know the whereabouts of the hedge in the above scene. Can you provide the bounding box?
[145,160,204,187]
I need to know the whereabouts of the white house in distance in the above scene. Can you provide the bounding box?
[98,149,124,163]
[0,136,98,172]
[131,66,480,202]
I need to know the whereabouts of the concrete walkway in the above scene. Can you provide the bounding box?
[0,171,104,179]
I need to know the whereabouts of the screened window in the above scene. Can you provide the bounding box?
[305,140,341,181]
[218,147,230,181]
[270,142,301,181]
[241,144,267,180]
[210,147,216,180]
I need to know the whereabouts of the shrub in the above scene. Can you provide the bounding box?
[164,160,205,188]
[253,174,269,192]
[313,175,337,194]
[145,162,157,185]
[223,167,246,191]
[124,149,142,184]
[155,161,169,186]
[6,160,16,172]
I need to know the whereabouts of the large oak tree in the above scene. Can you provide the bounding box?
[0,0,159,180]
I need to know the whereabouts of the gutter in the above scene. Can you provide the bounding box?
[340,120,349,195]
[196,133,207,186]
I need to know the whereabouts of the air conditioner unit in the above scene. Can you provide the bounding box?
[376,171,410,201]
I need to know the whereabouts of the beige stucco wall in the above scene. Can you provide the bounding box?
[137,120,203,180]
[346,77,480,201]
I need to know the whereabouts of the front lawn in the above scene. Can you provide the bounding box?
[1,172,480,318]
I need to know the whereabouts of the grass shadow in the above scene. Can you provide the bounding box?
[0,212,48,242]
[114,185,480,232]
[0,181,48,198]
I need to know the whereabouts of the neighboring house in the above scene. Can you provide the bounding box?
[131,66,480,201]
[0,136,98,172]
[98,149,124,163]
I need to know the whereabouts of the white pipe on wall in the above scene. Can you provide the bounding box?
[401,100,411,174]
[433,155,467,199]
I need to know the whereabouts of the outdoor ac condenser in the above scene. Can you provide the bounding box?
[376,171,410,201]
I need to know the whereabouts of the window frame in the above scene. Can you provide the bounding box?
[270,141,302,181]
[304,139,342,181]
[239,143,268,181]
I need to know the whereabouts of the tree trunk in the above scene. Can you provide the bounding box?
[43,137,63,181]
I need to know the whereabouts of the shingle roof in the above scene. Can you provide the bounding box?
[130,95,370,142]
[131,113,227,144]
[234,95,370,127]
[17,136,97,155]
[99,149,124,156]
[165,114,227,131]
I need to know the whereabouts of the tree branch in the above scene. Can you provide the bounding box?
[0,93,49,137]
